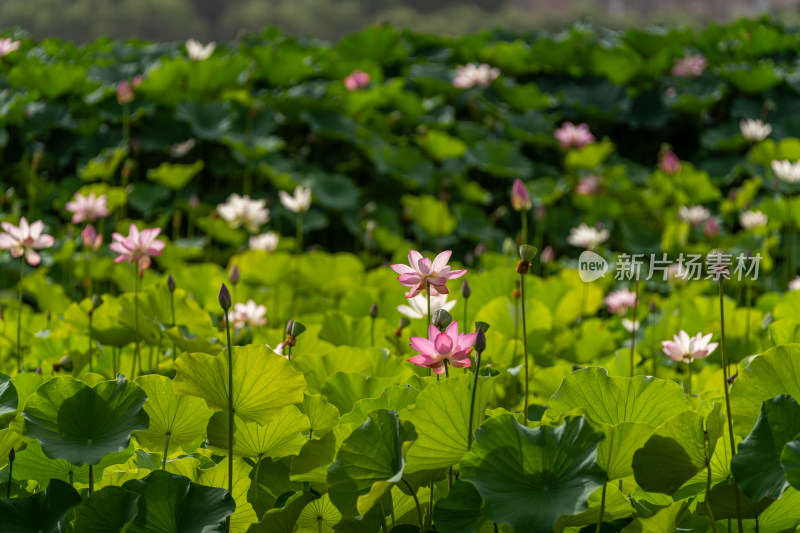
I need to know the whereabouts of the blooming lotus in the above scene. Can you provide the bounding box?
[279,185,312,214]
[408,321,477,374]
[397,293,457,320]
[170,139,196,158]
[186,39,216,61]
[217,193,269,233]
[790,277,800,291]
[391,250,467,298]
[704,218,719,237]
[567,223,609,249]
[662,330,718,363]
[343,70,370,91]
[604,289,637,315]
[249,231,280,252]
[622,319,640,333]
[452,63,500,89]
[739,210,768,230]
[510,179,531,211]
[0,38,21,58]
[110,224,165,270]
[554,122,595,150]
[574,175,603,195]
[227,300,267,329]
[0,217,55,266]
[65,192,110,224]
[81,224,103,250]
[671,54,707,78]
[116,80,134,105]
[771,160,800,184]
[740,119,772,142]
[678,205,711,225]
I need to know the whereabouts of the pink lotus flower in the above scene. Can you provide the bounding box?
[452,63,500,89]
[117,80,134,105]
[391,250,467,298]
[0,38,21,58]
[704,218,720,237]
[659,150,681,174]
[554,122,595,150]
[510,179,532,211]
[65,192,110,224]
[662,330,718,363]
[575,175,604,195]
[344,70,370,91]
[109,224,165,270]
[408,321,477,375]
[81,224,103,250]
[227,299,267,329]
[671,54,708,78]
[0,217,55,266]
[540,245,555,264]
[604,289,637,315]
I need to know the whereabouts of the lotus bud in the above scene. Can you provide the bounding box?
[461,280,471,299]
[369,303,379,319]
[287,320,306,337]
[540,245,555,264]
[432,309,453,330]
[396,317,410,337]
[167,274,176,292]
[91,294,104,311]
[59,354,73,372]
[474,327,487,353]
[229,265,240,285]
[219,284,232,310]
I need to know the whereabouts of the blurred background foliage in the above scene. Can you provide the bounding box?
[1,0,799,42]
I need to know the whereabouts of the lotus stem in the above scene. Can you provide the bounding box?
[6,450,13,498]
[629,280,639,378]
[17,257,23,373]
[131,265,141,380]
[225,309,234,533]
[521,271,530,426]
[388,490,396,527]
[379,500,388,533]
[687,360,693,398]
[88,309,93,373]
[401,478,424,533]
[427,282,432,377]
[704,432,719,533]
[162,432,170,470]
[427,483,434,530]
[595,481,607,533]
[170,289,177,364]
[718,279,743,533]
[521,211,528,246]
[468,348,483,450]
[254,454,263,519]
[88,464,93,496]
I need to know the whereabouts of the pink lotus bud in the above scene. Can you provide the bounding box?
[659,150,681,174]
[540,245,555,264]
[229,265,240,285]
[510,179,532,212]
[344,70,370,91]
[704,218,720,237]
[116,80,134,105]
[132,75,143,89]
[534,206,546,221]
[189,194,200,209]
[81,224,103,250]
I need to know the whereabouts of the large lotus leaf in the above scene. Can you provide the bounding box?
[133,374,214,454]
[0,478,81,533]
[733,487,800,532]
[320,373,397,414]
[22,376,148,466]
[432,479,484,533]
[702,479,774,520]
[248,456,302,518]
[173,345,306,425]
[620,501,688,533]
[401,194,457,237]
[731,344,800,436]
[460,414,605,533]
[340,385,421,426]
[782,435,800,490]
[63,296,135,347]
[401,374,493,474]
[632,405,723,495]
[207,405,310,458]
[197,459,257,533]
[301,394,339,439]
[248,491,318,533]
[597,422,655,480]
[0,428,22,469]
[147,161,204,190]
[73,485,140,533]
[327,409,417,519]
[294,346,380,392]
[296,493,342,532]
[10,441,134,486]
[554,483,634,532]
[0,373,18,427]
[291,425,354,485]
[123,470,235,533]
[732,395,800,501]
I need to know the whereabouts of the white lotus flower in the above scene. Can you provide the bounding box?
[790,277,800,291]
[397,293,457,320]
[567,223,609,249]
[740,119,772,142]
[739,210,768,230]
[452,63,500,89]
[678,205,711,225]
[249,231,280,252]
[185,39,216,61]
[622,319,640,333]
[279,185,312,214]
[217,193,269,233]
[772,160,800,184]
[227,299,267,329]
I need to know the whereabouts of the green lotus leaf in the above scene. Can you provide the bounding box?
[301,394,340,439]
[74,485,140,533]
[554,483,634,532]
[296,493,342,532]
[173,345,306,425]
[732,395,800,501]
[620,501,688,533]
[0,373,18,427]
[248,456,302,518]
[248,491,318,533]
[327,409,417,519]
[460,414,605,533]
[632,405,723,495]
[207,405,310,458]
[123,470,235,533]
[147,161,204,190]
[701,479,773,520]
[22,376,148,466]
[134,374,215,455]
[340,385,421,427]
[432,479,484,533]
[401,374,493,474]
[782,434,800,490]
[320,372,397,414]
[0,428,23,470]
[731,344,800,436]
[10,441,134,487]
[546,367,692,480]
[197,459,257,533]
[0,478,81,533]
[291,425,354,485]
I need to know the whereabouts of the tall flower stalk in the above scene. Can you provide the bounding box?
[518,245,537,426]
[629,281,639,378]
[467,324,488,451]
[168,275,177,362]
[219,284,234,533]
